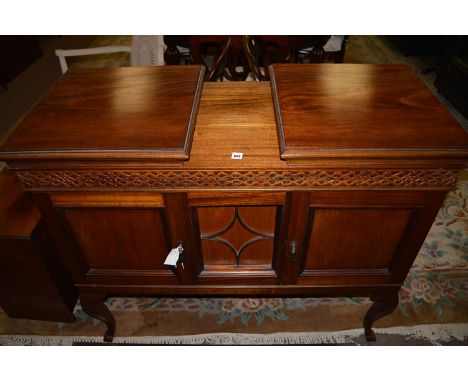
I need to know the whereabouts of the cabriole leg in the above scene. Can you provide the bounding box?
[363,290,399,342]
[79,291,116,343]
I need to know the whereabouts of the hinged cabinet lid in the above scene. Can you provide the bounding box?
[270,64,468,166]
[0,65,205,166]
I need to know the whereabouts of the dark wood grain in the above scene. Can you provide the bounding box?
[293,190,448,286]
[78,283,399,296]
[388,191,447,282]
[163,193,200,284]
[363,290,400,341]
[270,64,468,165]
[197,206,276,269]
[304,208,412,269]
[0,169,40,237]
[278,192,311,284]
[0,169,77,322]
[62,208,171,271]
[0,222,78,322]
[31,193,90,282]
[79,291,115,342]
[0,66,205,164]
[187,82,286,169]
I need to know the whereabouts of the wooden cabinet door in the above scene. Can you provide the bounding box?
[279,190,446,286]
[37,192,198,286]
[189,193,285,284]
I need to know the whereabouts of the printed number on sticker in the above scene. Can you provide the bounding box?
[231,152,243,160]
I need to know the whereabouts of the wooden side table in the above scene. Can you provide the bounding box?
[0,169,77,322]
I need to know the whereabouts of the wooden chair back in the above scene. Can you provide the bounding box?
[295,35,349,63]
[186,36,233,81]
[243,35,293,81]
[243,35,333,80]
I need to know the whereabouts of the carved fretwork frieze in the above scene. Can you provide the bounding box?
[16,168,460,190]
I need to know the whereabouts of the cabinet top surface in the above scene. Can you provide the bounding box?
[0,64,467,170]
[0,65,205,163]
[270,64,468,164]
[185,82,287,169]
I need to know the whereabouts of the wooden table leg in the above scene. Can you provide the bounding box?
[363,290,399,342]
[80,291,116,343]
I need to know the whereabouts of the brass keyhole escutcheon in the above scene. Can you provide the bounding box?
[289,240,297,263]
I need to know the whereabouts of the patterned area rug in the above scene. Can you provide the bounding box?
[2,324,468,345]
[1,179,467,345]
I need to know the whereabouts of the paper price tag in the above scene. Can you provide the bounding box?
[164,247,180,266]
[231,152,243,160]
